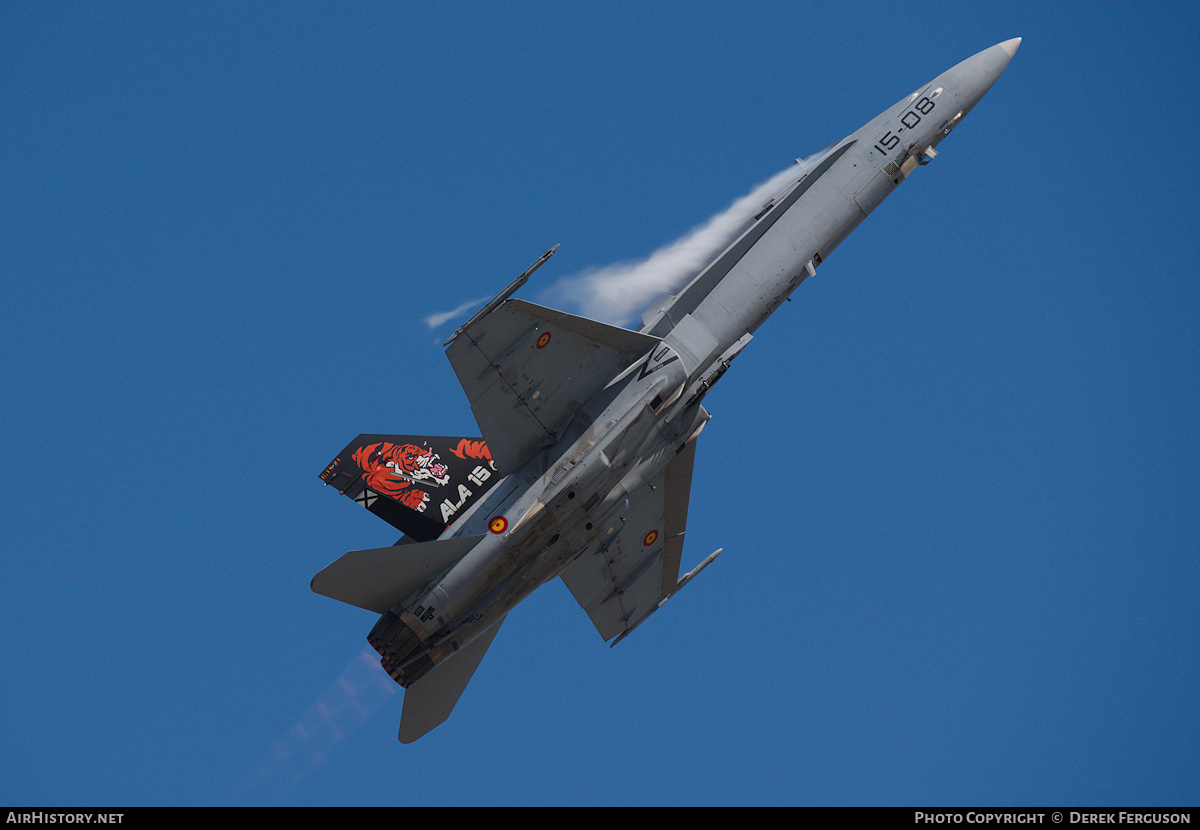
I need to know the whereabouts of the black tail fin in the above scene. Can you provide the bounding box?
[320,435,501,541]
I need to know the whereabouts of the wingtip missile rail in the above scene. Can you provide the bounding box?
[444,243,560,346]
[609,548,723,647]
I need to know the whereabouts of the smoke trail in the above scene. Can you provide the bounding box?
[233,648,396,805]
[539,163,801,326]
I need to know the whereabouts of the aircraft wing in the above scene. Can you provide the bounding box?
[559,438,698,642]
[446,299,660,473]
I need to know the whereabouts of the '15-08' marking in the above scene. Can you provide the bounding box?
[874,94,937,155]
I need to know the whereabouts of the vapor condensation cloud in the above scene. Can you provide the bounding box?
[424,296,490,330]
[540,164,801,326]
[422,162,801,332]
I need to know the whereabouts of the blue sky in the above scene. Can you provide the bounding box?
[3,1,1198,807]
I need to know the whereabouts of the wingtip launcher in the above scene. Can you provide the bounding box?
[444,243,560,347]
[608,548,723,647]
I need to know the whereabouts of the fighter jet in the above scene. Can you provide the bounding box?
[313,39,1021,742]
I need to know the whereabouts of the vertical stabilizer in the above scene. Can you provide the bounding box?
[320,434,501,540]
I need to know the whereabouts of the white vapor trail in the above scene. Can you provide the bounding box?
[540,163,801,326]
[424,296,490,330]
[422,162,801,332]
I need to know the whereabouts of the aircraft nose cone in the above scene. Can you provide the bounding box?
[940,37,1022,116]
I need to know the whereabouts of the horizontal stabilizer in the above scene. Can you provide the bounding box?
[320,434,502,541]
[399,616,505,743]
[311,534,484,614]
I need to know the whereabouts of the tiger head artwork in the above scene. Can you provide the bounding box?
[352,441,451,512]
